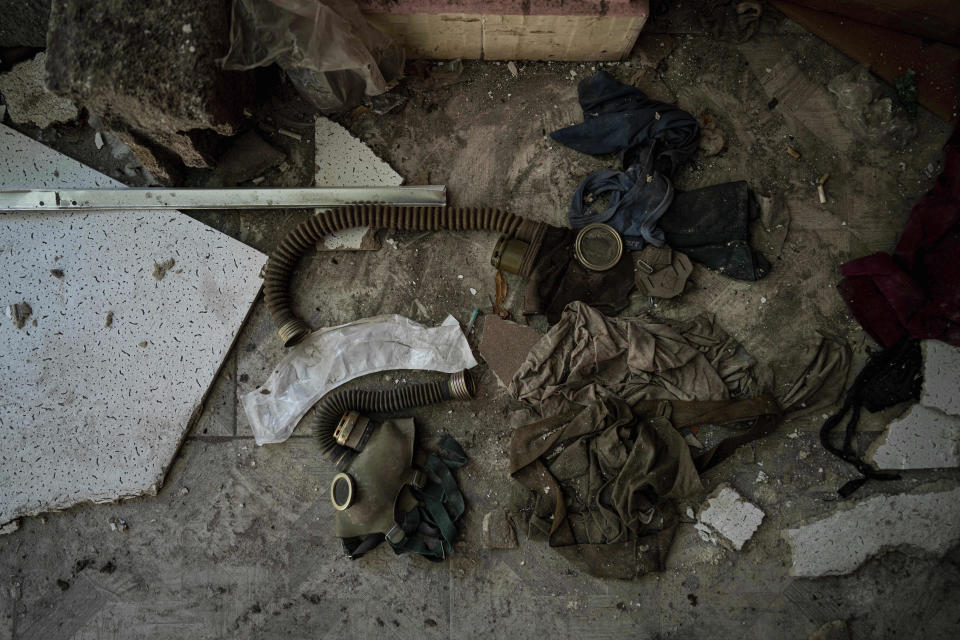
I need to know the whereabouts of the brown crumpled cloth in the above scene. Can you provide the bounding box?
[509,393,780,579]
[634,244,694,299]
[508,301,770,418]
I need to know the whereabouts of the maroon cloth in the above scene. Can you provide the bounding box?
[840,130,960,347]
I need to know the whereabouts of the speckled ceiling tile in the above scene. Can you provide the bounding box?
[314,116,402,250]
[0,124,266,526]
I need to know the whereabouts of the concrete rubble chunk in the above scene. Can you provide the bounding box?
[315,116,402,251]
[866,404,960,470]
[44,0,253,181]
[784,487,960,577]
[0,53,79,128]
[921,340,960,416]
[694,484,764,551]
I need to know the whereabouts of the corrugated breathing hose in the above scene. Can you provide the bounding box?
[307,370,475,459]
[263,204,536,347]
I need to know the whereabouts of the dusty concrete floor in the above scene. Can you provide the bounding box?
[3,4,960,639]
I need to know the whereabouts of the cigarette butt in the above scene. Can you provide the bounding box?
[786,146,801,159]
[817,184,826,204]
[818,173,830,186]
[277,127,303,141]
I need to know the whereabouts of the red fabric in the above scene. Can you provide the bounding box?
[840,130,960,347]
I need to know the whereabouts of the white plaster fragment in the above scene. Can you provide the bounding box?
[0,53,79,128]
[866,404,960,470]
[921,340,960,416]
[785,487,960,577]
[0,519,19,535]
[94,131,104,150]
[314,116,403,250]
[697,484,764,551]
[0,124,265,527]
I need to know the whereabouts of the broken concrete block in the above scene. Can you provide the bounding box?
[479,316,542,387]
[482,510,518,550]
[695,484,764,551]
[45,0,253,180]
[315,116,402,251]
[921,340,960,416]
[866,404,960,470]
[0,53,79,128]
[784,487,960,577]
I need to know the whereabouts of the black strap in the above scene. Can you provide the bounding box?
[820,338,921,497]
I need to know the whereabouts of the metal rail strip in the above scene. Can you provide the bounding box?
[0,186,446,211]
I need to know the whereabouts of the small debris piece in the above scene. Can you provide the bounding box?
[695,484,764,551]
[74,557,95,572]
[277,127,303,141]
[479,315,541,387]
[817,173,830,186]
[7,301,33,329]
[755,470,769,483]
[507,61,519,78]
[50,269,65,279]
[104,311,114,328]
[94,132,104,150]
[481,510,518,549]
[152,258,176,280]
[179,487,189,496]
[138,341,148,348]
[786,145,801,159]
[698,111,725,156]
[470,287,478,296]
[492,269,509,318]
[817,184,827,204]
[784,487,960,577]
[108,517,129,533]
[809,620,850,640]
[0,519,20,535]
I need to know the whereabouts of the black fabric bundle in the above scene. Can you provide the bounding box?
[552,71,699,251]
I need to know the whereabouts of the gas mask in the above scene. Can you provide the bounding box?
[307,371,473,560]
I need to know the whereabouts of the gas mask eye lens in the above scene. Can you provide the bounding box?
[331,472,355,511]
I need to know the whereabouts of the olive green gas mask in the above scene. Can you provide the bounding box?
[304,371,474,560]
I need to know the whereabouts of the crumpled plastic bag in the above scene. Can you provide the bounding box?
[242,314,477,445]
[827,65,916,146]
[220,0,404,112]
